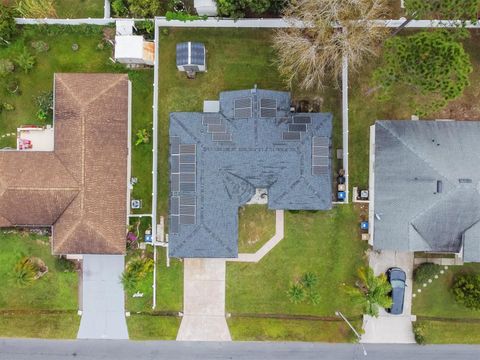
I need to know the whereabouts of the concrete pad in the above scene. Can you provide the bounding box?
[77,255,128,340]
[177,258,231,341]
[361,250,415,344]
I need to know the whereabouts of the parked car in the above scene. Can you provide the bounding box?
[386,267,406,315]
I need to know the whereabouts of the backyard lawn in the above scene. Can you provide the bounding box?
[412,263,480,344]
[238,205,276,253]
[0,231,79,338]
[55,0,104,18]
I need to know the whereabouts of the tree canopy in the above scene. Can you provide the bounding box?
[216,0,283,18]
[374,30,472,116]
[273,0,390,91]
[0,4,16,45]
[404,0,480,23]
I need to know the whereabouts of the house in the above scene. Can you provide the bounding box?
[0,73,130,255]
[169,88,333,258]
[369,120,480,262]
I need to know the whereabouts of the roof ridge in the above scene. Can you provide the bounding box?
[83,75,126,108]
[55,75,83,109]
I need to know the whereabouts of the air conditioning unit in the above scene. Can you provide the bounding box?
[131,199,142,209]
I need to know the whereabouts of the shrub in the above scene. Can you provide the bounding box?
[15,48,35,73]
[135,128,150,146]
[413,263,442,284]
[217,0,272,18]
[0,58,14,76]
[121,257,154,291]
[112,0,128,17]
[404,0,479,23]
[287,272,320,305]
[165,11,208,22]
[413,322,427,345]
[30,40,49,53]
[287,282,305,304]
[452,274,480,310]
[14,256,37,286]
[16,0,57,18]
[301,272,318,289]
[34,91,53,120]
[3,102,14,111]
[55,256,76,272]
[0,4,17,45]
[127,0,161,18]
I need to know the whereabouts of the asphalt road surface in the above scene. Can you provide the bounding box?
[1,339,480,360]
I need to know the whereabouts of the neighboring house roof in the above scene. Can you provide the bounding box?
[169,88,333,258]
[0,73,129,255]
[373,120,480,262]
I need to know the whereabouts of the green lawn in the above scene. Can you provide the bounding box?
[228,317,361,342]
[127,315,180,340]
[55,0,104,18]
[413,263,480,319]
[227,205,368,320]
[415,320,480,344]
[0,25,153,211]
[238,205,276,253]
[0,231,79,338]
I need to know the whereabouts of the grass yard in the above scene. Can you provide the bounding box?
[0,231,79,338]
[227,205,368,342]
[348,31,480,190]
[55,0,104,18]
[414,320,480,344]
[238,205,276,253]
[0,25,154,211]
[127,315,180,340]
[228,317,361,342]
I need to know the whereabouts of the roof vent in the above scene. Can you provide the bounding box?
[436,180,443,194]
[459,178,473,184]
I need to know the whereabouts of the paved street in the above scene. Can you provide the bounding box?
[77,255,128,339]
[1,339,480,360]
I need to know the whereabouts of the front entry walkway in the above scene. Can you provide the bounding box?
[77,255,129,339]
[177,258,231,341]
[361,250,415,344]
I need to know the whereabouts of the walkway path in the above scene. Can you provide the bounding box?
[177,258,231,341]
[77,255,129,339]
[361,250,415,344]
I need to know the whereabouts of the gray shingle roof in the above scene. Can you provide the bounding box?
[169,89,333,258]
[373,120,480,261]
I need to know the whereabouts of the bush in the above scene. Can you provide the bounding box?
[287,272,320,305]
[216,0,273,18]
[0,58,14,76]
[54,257,76,272]
[165,11,208,22]
[2,102,14,111]
[31,40,49,53]
[34,91,53,120]
[413,263,442,284]
[121,257,154,291]
[16,0,57,18]
[14,256,37,286]
[15,48,35,74]
[112,0,128,16]
[127,0,161,18]
[413,322,426,345]
[135,128,150,146]
[452,274,480,310]
[0,4,17,45]
[287,282,305,304]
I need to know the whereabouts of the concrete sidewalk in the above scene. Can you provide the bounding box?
[177,259,231,341]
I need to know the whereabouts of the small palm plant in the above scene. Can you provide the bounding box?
[15,49,35,74]
[14,256,37,286]
[135,129,150,146]
[287,282,306,304]
[345,266,392,317]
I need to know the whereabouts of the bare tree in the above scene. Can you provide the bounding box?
[273,0,390,90]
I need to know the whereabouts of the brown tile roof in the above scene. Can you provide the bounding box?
[0,73,129,255]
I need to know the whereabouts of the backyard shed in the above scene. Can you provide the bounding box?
[176,42,206,73]
[114,35,154,66]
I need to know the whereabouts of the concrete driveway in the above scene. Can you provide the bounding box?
[361,250,415,344]
[77,255,129,339]
[177,258,231,341]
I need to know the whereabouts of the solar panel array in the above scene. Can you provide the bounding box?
[234,98,252,118]
[259,98,277,118]
[170,137,197,233]
[190,42,205,66]
[312,136,329,176]
[282,115,311,141]
[202,114,232,142]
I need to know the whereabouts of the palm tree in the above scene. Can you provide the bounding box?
[15,49,35,74]
[345,266,392,317]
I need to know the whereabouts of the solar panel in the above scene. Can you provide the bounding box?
[234,107,252,119]
[179,163,195,173]
[180,173,195,182]
[202,114,222,125]
[261,98,276,108]
[312,146,328,156]
[171,174,179,192]
[212,133,232,142]
[171,196,179,215]
[260,108,276,118]
[171,155,179,173]
[180,154,195,164]
[191,42,205,66]
[180,182,196,192]
[207,124,226,133]
[179,215,196,225]
[313,156,329,166]
[170,216,179,234]
[289,124,307,132]
[235,98,252,108]
[313,136,329,147]
[171,136,180,154]
[283,132,301,141]
[312,165,329,175]
[180,196,195,206]
[293,116,311,124]
[180,205,195,215]
[180,144,196,154]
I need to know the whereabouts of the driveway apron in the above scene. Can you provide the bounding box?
[77,255,129,339]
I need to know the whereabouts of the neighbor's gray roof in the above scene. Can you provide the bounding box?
[169,89,333,258]
[176,42,205,66]
[373,120,480,262]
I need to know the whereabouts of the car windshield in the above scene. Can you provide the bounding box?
[391,279,405,289]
